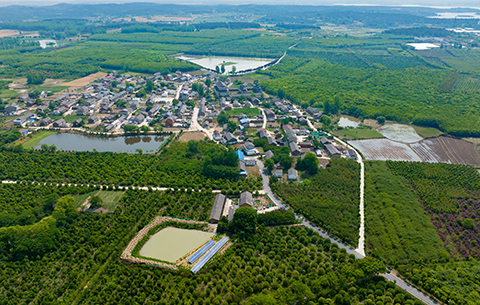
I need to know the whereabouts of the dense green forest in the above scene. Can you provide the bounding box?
[0,185,416,304]
[260,53,480,137]
[0,183,94,227]
[275,158,360,247]
[399,260,480,305]
[0,140,261,191]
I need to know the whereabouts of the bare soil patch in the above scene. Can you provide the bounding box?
[415,138,451,163]
[7,78,28,89]
[363,119,380,128]
[43,78,67,86]
[410,137,480,166]
[0,30,19,38]
[438,136,480,166]
[63,72,107,87]
[246,164,261,179]
[177,131,208,142]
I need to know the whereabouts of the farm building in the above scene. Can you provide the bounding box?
[13,112,34,126]
[347,149,357,160]
[209,194,226,223]
[325,144,341,158]
[239,191,253,207]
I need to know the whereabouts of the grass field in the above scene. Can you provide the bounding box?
[50,115,88,123]
[36,86,69,92]
[73,190,124,211]
[22,130,57,149]
[233,74,271,84]
[332,127,384,140]
[96,190,125,211]
[224,107,260,117]
[365,161,448,265]
[0,89,19,99]
[73,190,98,208]
[413,125,443,138]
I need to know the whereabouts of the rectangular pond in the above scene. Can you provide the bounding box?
[35,132,169,153]
[139,227,215,263]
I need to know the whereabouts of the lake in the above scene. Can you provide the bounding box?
[139,227,215,263]
[35,133,169,153]
[406,43,440,50]
[39,39,57,49]
[177,55,274,73]
[337,115,360,128]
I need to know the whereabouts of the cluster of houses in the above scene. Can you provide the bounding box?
[214,80,262,98]
[5,70,206,131]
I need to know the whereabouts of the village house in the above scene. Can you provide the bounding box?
[272,169,283,178]
[239,191,254,207]
[288,168,298,181]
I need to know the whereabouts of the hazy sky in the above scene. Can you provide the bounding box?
[0,0,479,8]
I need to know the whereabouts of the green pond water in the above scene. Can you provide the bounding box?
[139,227,214,263]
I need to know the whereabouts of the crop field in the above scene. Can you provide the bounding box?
[412,138,452,164]
[411,137,480,166]
[438,136,480,166]
[453,75,480,93]
[224,107,260,117]
[349,139,422,162]
[409,142,439,163]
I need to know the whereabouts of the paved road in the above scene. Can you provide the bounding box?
[383,273,438,305]
[261,108,267,129]
[189,106,201,131]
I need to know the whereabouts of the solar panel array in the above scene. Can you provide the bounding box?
[191,237,229,273]
[188,240,215,264]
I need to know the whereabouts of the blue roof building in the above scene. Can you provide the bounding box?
[236,150,245,161]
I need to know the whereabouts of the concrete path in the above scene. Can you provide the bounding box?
[189,106,201,131]
[261,108,267,129]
